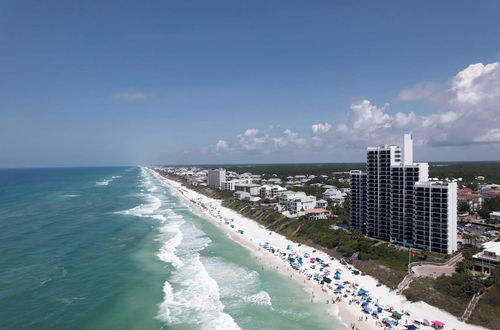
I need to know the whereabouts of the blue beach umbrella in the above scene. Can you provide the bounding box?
[404,325,418,330]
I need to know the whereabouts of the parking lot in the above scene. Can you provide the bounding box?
[458,223,499,246]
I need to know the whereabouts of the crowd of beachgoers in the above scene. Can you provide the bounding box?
[150,168,485,330]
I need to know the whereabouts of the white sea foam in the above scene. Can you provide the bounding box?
[95,175,122,186]
[157,281,174,322]
[119,194,162,218]
[136,167,239,329]
[244,291,272,306]
[95,180,110,186]
[157,217,185,268]
[157,255,239,328]
[202,257,272,308]
[156,223,239,329]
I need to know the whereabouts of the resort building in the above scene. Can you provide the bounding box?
[472,242,500,275]
[234,183,261,196]
[207,168,226,188]
[350,134,458,254]
[220,179,253,191]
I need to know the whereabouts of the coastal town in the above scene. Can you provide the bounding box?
[152,134,500,330]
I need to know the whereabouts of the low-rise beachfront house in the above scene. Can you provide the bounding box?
[186,175,206,186]
[278,191,317,215]
[304,208,331,220]
[234,191,250,200]
[472,242,500,275]
[260,184,287,199]
[234,183,261,196]
[323,188,345,205]
[288,195,317,215]
[233,191,261,203]
[316,199,328,208]
[279,191,306,208]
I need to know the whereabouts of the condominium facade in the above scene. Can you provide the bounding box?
[413,181,457,254]
[349,171,367,232]
[350,134,457,254]
[207,168,226,188]
[366,144,401,240]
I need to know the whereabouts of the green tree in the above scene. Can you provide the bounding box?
[478,197,500,219]
[458,201,470,214]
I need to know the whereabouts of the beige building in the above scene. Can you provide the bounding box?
[473,242,500,274]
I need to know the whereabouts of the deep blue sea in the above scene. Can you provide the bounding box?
[0,167,344,329]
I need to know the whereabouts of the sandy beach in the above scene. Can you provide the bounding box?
[149,168,485,330]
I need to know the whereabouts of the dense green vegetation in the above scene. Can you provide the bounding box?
[168,161,500,185]
[470,282,500,329]
[477,197,500,219]
[427,161,500,185]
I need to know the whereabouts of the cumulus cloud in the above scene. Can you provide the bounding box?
[112,88,149,102]
[215,139,230,152]
[311,123,332,134]
[473,128,500,143]
[206,62,500,156]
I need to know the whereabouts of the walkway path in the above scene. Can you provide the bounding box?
[460,292,484,321]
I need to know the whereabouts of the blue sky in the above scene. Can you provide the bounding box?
[1,0,499,167]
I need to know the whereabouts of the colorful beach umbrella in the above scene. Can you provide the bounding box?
[431,321,445,327]
[404,325,418,330]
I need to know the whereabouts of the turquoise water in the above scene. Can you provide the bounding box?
[0,167,345,329]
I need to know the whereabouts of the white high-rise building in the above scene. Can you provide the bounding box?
[350,134,458,254]
[207,168,226,188]
[413,181,457,254]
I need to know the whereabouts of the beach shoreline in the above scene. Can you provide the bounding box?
[149,168,485,330]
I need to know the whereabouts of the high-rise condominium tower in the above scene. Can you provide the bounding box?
[350,134,457,254]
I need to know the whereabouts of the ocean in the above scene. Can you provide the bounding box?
[0,166,345,329]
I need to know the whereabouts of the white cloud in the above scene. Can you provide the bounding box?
[112,88,149,102]
[473,128,500,143]
[311,123,332,134]
[205,61,500,157]
[215,139,230,152]
[451,62,499,104]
